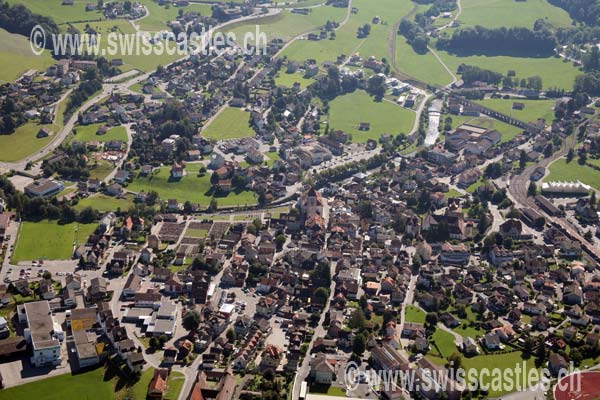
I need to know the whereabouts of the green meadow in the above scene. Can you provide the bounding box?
[327,90,415,142]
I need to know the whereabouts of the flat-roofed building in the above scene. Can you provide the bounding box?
[18,301,62,367]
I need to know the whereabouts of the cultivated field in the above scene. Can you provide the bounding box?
[327,90,415,142]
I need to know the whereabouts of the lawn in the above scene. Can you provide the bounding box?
[458,0,573,29]
[405,305,426,324]
[201,107,255,141]
[0,367,114,400]
[164,371,185,400]
[462,352,540,397]
[452,307,485,339]
[0,28,56,83]
[74,193,136,213]
[474,99,556,124]
[88,159,117,181]
[544,158,600,191]
[327,90,415,142]
[69,123,128,144]
[430,328,459,359]
[185,228,209,238]
[0,365,185,400]
[0,121,58,162]
[436,48,581,91]
[13,220,97,262]
[445,188,464,198]
[128,163,257,207]
[274,71,315,89]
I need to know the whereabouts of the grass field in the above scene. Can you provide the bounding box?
[136,0,212,32]
[88,159,117,180]
[67,20,182,71]
[458,0,573,29]
[544,158,600,191]
[448,115,523,143]
[70,123,128,144]
[128,163,257,207]
[274,71,315,89]
[0,365,185,400]
[0,87,71,162]
[474,99,556,123]
[327,90,415,142]
[5,0,103,24]
[462,352,540,397]
[281,0,414,65]
[405,305,426,324]
[0,122,58,162]
[452,307,485,338]
[226,6,346,44]
[0,28,56,82]
[436,49,581,91]
[185,228,209,238]
[395,38,454,87]
[201,107,255,140]
[13,220,97,262]
[74,193,136,213]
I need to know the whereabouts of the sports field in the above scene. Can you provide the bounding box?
[554,371,600,400]
[327,90,415,142]
[12,220,97,262]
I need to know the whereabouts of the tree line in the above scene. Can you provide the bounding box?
[0,0,59,49]
[398,19,430,54]
[437,26,556,57]
[548,0,600,27]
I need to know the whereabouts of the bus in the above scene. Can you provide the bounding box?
[299,381,308,400]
